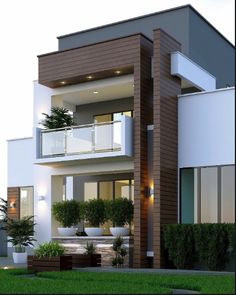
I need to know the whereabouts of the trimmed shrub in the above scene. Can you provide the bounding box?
[164,223,234,271]
[82,199,106,227]
[106,198,134,226]
[52,200,80,227]
[163,224,195,269]
[194,223,229,271]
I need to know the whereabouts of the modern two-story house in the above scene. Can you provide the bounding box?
[7,5,235,268]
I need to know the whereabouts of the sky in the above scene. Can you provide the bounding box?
[0,0,235,197]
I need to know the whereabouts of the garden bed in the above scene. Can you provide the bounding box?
[27,255,72,272]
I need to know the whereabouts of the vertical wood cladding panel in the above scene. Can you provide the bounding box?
[7,187,20,220]
[38,34,153,268]
[153,29,181,268]
[133,37,153,268]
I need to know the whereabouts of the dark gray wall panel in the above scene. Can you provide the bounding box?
[74,97,133,125]
[189,9,235,88]
[58,8,190,55]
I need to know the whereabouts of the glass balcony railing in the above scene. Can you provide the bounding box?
[40,120,122,158]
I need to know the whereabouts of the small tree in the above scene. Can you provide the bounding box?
[84,242,96,255]
[112,236,127,267]
[82,199,106,227]
[107,198,134,227]
[52,200,80,227]
[41,106,74,129]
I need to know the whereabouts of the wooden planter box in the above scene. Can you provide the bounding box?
[71,254,101,267]
[27,255,72,272]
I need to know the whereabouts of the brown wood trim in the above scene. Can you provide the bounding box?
[7,187,20,220]
[152,29,181,268]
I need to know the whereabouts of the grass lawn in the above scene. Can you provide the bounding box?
[0,268,234,294]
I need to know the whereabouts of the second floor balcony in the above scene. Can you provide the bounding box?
[36,115,133,166]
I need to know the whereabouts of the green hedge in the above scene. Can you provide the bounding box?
[163,223,235,271]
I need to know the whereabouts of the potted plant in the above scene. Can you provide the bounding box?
[52,200,80,236]
[41,106,74,129]
[28,241,72,272]
[81,199,106,236]
[71,242,101,267]
[4,216,36,264]
[107,198,134,236]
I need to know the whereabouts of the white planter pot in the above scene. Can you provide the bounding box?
[85,227,103,236]
[110,227,130,236]
[58,227,78,236]
[13,252,27,264]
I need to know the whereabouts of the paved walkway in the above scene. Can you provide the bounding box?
[0,256,233,275]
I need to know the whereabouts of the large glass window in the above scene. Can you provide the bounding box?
[94,110,133,124]
[99,181,113,200]
[181,165,235,224]
[221,166,235,222]
[115,180,130,199]
[84,182,97,201]
[20,187,33,219]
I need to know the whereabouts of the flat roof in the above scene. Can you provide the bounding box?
[57,4,234,48]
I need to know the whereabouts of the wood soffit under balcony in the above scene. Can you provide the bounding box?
[38,33,151,88]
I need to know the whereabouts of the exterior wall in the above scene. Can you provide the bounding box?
[58,5,234,88]
[8,138,34,187]
[189,9,235,88]
[178,88,235,168]
[58,6,189,54]
[153,29,181,268]
[74,97,133,125]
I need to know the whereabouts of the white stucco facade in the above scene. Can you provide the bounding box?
[178,87,235,168]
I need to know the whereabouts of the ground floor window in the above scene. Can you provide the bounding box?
[180,165,235,223]
[84,179,134,201]
[83,178,134,234]
[20,186,34,219]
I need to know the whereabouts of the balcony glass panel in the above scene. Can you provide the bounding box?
[40,120,122,157]
[67,126,93,154]
[41,130,65,156]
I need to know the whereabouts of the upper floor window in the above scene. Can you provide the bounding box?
[94,110,133,123]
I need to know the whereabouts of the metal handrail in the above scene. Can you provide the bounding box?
[41,120,121,133]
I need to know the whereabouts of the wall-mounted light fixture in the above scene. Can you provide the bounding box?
[145,187,154,198]
[149,188,154,197]
[9,201,16,208]
[38,195,45,201]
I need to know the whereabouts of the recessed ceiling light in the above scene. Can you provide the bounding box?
[60,81,66,85]
[87,75,93,79]
[93,91,98,94]
[115,70,121,74]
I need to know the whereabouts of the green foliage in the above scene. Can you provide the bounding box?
[164,223,234,271]
[52,200,80,227]
[0,269,234,294]
[41,106,74,129]
[84,242,96,255]
[164,224,195,269]
[194,223,229,271]
[0,198,8,222]
[112,236,127,267]
[106,198,134,226]
[4,216,36,253]
[35,241,65,258]
[82,199,106,227]
[225,223,235,255]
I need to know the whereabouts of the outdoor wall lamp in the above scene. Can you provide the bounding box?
[145,187,154,198]
[38,195,45,201]
[9,201,16,208]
